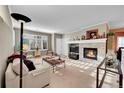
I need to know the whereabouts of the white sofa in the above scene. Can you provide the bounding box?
[5,58,50,88]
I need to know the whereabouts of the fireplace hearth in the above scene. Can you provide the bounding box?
[83,48,97,60]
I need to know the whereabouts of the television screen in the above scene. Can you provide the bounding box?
[70,46,79,53]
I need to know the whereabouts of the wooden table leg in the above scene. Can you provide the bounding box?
[96,67,99,88]
[119,74,123,88]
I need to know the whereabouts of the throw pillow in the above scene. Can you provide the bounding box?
[24,60,36,71]
[12,58,29,75]
[7,54,26,64]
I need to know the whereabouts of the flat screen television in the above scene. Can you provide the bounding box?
[70,46,79,53]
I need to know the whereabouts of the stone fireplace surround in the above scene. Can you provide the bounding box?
[79,40,106,63]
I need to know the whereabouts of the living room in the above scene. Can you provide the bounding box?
[0,4,124,89]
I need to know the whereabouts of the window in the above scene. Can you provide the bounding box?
[115,32,124,51]
[42,36,48,50]
[30,39,36,50]
[117,36,124,50]
[36,36,42,50]
[23,34,48,51]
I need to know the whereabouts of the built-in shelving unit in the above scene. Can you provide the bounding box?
[69,44,79,60]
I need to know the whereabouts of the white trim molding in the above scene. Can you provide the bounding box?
[67,38,107,44]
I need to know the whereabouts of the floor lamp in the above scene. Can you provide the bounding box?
[11,13,31,88]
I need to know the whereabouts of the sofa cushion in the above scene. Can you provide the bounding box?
[5,63,17,81]
[12,58,29,76]
[29,58,42,65]
[30,63,50,77]
[24,59,36,71]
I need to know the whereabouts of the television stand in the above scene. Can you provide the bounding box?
[69,52,79,60]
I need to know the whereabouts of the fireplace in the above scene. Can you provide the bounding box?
[83,48,97,60]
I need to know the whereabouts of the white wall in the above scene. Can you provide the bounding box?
[62,23,108,56]
[56,38,62,55]
[0,6,12,29]
[62,34,69,56]
[67,23,108,41]
[0,5,13,88]
[51,33,55,52]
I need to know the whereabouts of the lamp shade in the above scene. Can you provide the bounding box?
[11,13,31,23]
[23,44,29,52]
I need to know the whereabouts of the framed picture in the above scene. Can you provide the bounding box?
[86,29,98,39]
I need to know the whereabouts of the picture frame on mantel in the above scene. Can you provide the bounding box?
[86,29,98,39]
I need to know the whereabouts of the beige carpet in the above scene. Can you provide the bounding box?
[48,58,118,88]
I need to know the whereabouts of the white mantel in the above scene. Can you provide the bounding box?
[67,38,107,44]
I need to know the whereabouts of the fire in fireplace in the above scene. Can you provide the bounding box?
[83,48,97,60]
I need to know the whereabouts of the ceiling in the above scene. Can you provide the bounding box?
[9,5,124,34]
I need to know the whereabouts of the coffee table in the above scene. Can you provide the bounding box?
[42,57,65,72]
